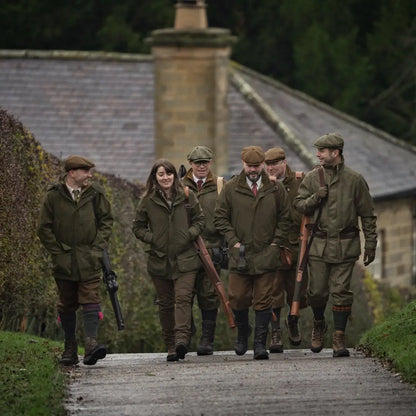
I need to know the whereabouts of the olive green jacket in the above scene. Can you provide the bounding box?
[281,165,305,265]
[132,186,205,279]
[294,161,377,263]
[182,169,223,249]
[214,170,291,274]
[37,181,113,281]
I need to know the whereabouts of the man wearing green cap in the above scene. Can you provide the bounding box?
[215,146,291,360]
[38,155,113,366]
[182,145,224,355]
[294,133,377,357]
[264,147,307,352]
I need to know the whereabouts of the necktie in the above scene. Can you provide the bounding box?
[73,189,81,203]
[197,180,203,191]
[252,182,257,196]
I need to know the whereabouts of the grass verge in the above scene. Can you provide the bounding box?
[358,300,416,385]
[0,331,66,416]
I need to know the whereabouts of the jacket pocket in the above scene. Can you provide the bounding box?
[251,244,280,272]
[309,236,326,257]
[147,249,168,277]
[340,236,361,260]
[52,252,72,276]
[176,247,201,273]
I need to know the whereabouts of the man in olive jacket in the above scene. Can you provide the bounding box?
[294,133,377,357]
[265,147,307,352]
[182,145,223,356]
[38,155,113,366]
[214,146,291,360]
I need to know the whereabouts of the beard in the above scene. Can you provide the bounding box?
[246,171,261,182]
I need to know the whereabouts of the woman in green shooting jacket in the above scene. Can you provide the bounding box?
[132,159,205,361]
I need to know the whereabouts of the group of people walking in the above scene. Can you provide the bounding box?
[37,133,377,365]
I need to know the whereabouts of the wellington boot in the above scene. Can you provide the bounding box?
[233,309,251,356]
[310,319,327,353]
[253,325,269,360]
[83,337,106,365]
[60,339,79,366]
[332,331,350,357]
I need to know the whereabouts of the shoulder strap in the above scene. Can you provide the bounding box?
[183,186,192,227]
[217,176,224,195]
[271,180,280,215]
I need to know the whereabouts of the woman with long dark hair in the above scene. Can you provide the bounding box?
[133,159,205,361]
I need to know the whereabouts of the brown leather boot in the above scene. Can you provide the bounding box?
[60,339,79,366]
[332,331,350,357]
[310,319,327,353]
[286,315,301,346]
[269,328,283,353]
[83,337,106,365]
[197,320,216,356]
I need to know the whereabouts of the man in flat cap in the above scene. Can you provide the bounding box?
[264,147,307,353]
[38,155,113,366]
[214,146,291,360]
[294,133,377,357]
[181,145,225,355]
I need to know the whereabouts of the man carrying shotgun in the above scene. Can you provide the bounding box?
[38,155,113,366]
[294,133,377,357]
[181,145,224,355]
[264,147,307,352]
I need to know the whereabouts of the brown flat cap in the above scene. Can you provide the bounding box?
[241,146,265,164]
[265,147,286,163]
[64,155,95,171]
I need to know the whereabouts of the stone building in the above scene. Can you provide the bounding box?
[0,1,415,287]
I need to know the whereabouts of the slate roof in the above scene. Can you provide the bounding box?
[1,49,415,201]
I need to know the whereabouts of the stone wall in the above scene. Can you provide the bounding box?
[370,197,416,287]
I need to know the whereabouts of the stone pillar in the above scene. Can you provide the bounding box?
[148,1,236,176]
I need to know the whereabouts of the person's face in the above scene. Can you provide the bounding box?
[156,165,174,193]
[190,160,212,180]
[265,159,286,180]
[243,161,264,182]
[316,148,339,166]
[70,168,93,189]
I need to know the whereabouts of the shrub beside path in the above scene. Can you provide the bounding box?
[65,349,416,415]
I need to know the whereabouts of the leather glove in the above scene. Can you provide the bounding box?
[316,185,328,199]
[363,249,375,266]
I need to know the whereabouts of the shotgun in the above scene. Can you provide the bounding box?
[290,166,325,317]
[183,186,235,329]
[193,235,236,329]
[102,249,125,330]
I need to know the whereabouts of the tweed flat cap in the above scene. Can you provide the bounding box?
[265,147,286,163]
[187,145,213,162]
[241,146,265,164]
[314,133,344,149]
[64,155,95,171]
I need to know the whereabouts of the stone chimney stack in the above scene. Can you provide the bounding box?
[148,0,235,175]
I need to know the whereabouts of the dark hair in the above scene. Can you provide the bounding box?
[144,159,182,197]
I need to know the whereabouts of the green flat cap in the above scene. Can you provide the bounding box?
[241,146,265,164]
[265,147,286,162]
[187,145,213,162]
[314,133,344,149]
[64,155,95,171]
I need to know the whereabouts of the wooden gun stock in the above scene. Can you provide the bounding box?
[194,236,236,329]
[290,215,310,317]
[290,166,326,317]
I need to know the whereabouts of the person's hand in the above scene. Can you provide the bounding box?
[363,249,375,266]
[234,242,241,248]
[316,185,328,199]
